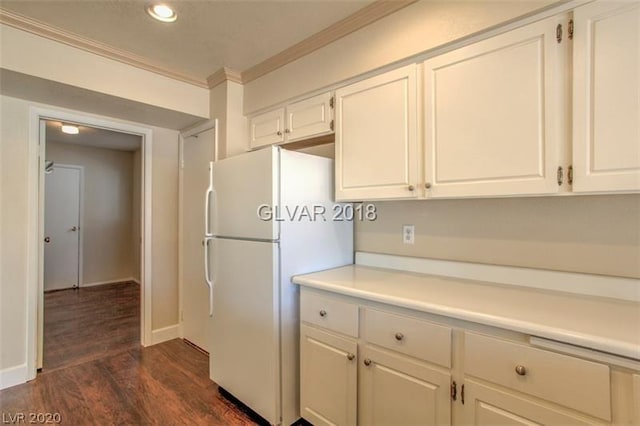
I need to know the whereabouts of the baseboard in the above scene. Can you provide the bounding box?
[82,277,138,288]
[151,324,180,345]
[0,364,28,390]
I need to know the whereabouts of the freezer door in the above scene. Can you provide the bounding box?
[211,147,279,240]
[209,238,280,424]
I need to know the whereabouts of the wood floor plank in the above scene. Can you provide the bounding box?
[0,281,259,425]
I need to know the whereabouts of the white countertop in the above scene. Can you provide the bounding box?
[293,265,640,361]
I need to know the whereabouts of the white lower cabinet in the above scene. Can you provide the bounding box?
[359,345,451,426]
[300,324,357,426]
[461,380,600,425]
[299,288,631,426]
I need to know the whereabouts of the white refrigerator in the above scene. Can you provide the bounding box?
[204,146,353,425]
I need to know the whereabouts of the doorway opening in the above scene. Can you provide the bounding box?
[40,119,142,371]
[27,107,154,378]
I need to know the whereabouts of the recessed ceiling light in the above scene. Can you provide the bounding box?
[146,4,177,22]
[61,124,79,135]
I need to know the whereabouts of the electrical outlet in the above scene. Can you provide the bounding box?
[403,225,415,244]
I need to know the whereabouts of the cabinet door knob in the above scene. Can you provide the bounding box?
[347,353,355,361]
[515,365,527,376]
[425,182,432,189]
[395,332,404,341]
[363,358,372,366]
[276,130,283,136]
[285,128,291,133]
[408,185,415,191]
[319,310,327,317]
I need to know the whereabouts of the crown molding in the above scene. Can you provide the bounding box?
[206,67,243,89]
[1,0,416,91]
[0,7,209,89]
[241,0,418,84]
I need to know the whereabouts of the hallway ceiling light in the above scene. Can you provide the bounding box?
[61,124,79,135]
[146,4,177,23]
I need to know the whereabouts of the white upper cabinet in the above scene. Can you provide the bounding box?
[335,64,419,201]
[423,15,566,198]
[250,108,286,149]
[286,92,334,143]
[249,92,334,150]
[572,1,640,193]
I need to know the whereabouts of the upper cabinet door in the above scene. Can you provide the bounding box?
[286,92,334,143]
[572,1,640,193]
[250,108,285,149]
[335,64,419,201]
[423,16,566,198]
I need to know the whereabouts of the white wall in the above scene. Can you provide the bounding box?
[356,196,640,279]
[210,80,248,159]
[45,142,137,286]
[0,95,180,383]
[0,24,209,119]
[243,0,559,113]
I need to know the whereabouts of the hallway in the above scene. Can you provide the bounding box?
[0,283,257,425]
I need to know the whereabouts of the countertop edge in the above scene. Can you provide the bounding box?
[293,275,640,361]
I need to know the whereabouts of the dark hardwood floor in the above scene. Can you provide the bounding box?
[0,282,257,425]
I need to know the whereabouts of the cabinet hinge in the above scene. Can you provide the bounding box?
[330,119,335,132]
[329,96,335,109]
[568,165,573,185]
[556,23,563,43]
[450,381,457,402]
[568,19,574,40]
[557,166,564,186]
[461,384,465,405]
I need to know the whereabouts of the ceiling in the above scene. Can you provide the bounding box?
[46,120,142,151]
[1,0,374,83]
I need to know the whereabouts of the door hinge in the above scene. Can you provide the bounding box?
[461,384,465,405]
[450,381,457,401]
[556,23,563,43]
[568,165,573,185]
[330,119,335,132]
[557,166,564,186]
[329,96,335,109]
[568,19,574,40]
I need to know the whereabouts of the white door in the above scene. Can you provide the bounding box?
[300,324,358,426]
[572,1,640,193]
[286,92,334,143]
[209,238,279,424]
[359,345,451,426]
[423,15,566,198]
[250,108,286,149]
[44,165,81,291]
[335,64,419,201]
[181,128,216,352]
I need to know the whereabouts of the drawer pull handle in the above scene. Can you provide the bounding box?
[395,332,404,341]
[515,365,527,376]
[363,358,372,366]
[347,353,355,361]
[319,310,327,317]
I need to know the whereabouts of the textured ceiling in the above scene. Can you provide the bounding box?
[1,0,373,82]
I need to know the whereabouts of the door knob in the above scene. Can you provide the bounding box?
[44,237,51,243]
[70,226,78,232]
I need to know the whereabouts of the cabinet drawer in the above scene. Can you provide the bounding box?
[301,291,358,337]
[363,308,451,368]
[464,332,611,421]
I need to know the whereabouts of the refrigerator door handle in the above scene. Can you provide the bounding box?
[204,161,215,236]
[203,236,214,317]
[204,187,213,236]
